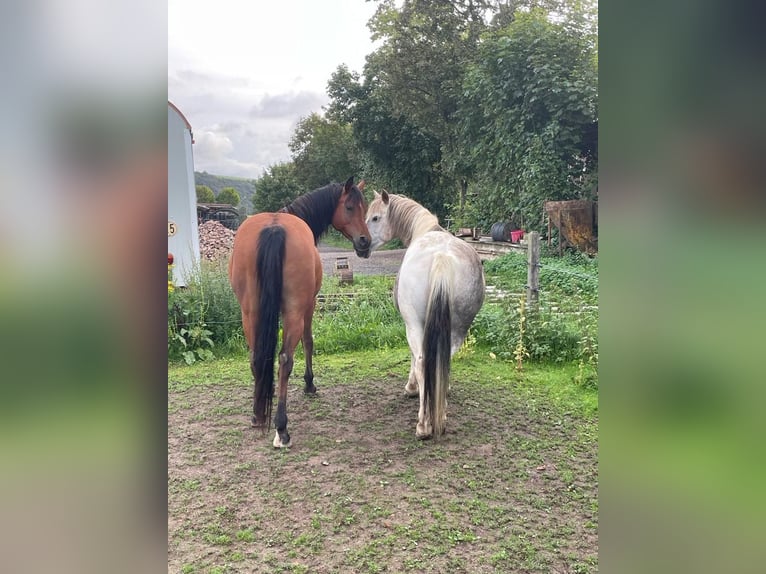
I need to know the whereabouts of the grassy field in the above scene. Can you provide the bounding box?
[168,348,597,573]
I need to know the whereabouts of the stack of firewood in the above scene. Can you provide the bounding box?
[198,220,235,261]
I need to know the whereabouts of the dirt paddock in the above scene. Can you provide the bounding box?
[168,355,598,573]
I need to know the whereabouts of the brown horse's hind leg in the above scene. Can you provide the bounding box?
[273,349,293,448]
[243,317,263,429]
[301,304,317,394]
[273,314,302,448]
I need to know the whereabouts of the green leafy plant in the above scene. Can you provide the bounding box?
[513,293,529,371]
[454,329,477,360]
[168,288,216,365]
[168,262,230,364]
[574,311,598,389]
[474,251,596,366]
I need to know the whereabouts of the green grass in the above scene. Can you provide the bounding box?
[169,348,596,417]
[169,247,598,383]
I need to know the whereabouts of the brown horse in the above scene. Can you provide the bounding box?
[229,177,370,448]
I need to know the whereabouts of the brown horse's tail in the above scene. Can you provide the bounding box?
[423,253,452,437]
[252,225,286,430]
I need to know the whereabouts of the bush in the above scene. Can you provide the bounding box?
[472,299,583,364]
[166,249,598,386]
[168,260,245,363]
[477,250,598,377]
[483,251,598,300]
[196,185,214,203]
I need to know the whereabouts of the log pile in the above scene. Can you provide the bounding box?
[198,220,235,261]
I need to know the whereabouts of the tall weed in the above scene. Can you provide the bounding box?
[168,260,245,362]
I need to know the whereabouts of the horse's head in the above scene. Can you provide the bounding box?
[365,189,393,250]
[332,177,371,258]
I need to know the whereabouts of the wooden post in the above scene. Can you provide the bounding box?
[527,231,540,307]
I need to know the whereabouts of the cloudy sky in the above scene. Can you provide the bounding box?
[169,0,379,179]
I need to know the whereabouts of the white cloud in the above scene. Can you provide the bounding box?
[250,91,328,119]
[168,0,379,178]
[194,130,234,160]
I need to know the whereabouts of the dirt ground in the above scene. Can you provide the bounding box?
[168,355,598,573]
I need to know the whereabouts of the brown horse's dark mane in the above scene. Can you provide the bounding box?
[281,182,364,245]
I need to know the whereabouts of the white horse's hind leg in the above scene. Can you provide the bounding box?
[405,354,420,397]
[415,384,433,439]
[403,322,424,398]
[402,318,431,438]
[447,330,467,397]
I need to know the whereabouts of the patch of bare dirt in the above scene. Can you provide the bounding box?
[168,371,598,573]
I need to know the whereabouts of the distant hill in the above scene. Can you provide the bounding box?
[195,172,256,213]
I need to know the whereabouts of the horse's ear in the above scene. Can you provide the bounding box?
[358,180,366,191]
[344,176,354,192]
[373,190,381,199]
[381,189,390,204]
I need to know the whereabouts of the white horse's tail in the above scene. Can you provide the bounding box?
[423,253,452,437]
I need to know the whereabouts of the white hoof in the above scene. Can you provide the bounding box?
[416,421,432,440]
[273,431,292,449]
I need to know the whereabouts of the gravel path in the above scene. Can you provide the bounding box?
[317,242,405,277]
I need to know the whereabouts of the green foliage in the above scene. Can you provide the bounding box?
[312,276,405,354]
[473,301,583,364]
[513,293,530,370]
[166,248,597,384]
[477,251,598,375]
[167,261,245,363]
[483,251,598,299]
[252,162,302,213]
[367,0,484,142]
[195,184,214,203]
[459,7,598,230]
[289,113,358,191]
[166,266,404,362]
[216,186,240,207]
[445,193,481,229]
[327,63,446,218]
[324,1,597,231]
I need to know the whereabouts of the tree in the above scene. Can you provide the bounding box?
[314,0,597,229]
[216,187,241,207]
[196,184,214,203]
[252,163,302,213]
[459,7,598,230]
[365,0,490,213]
[327,62,446,218]
[289,113,359,191]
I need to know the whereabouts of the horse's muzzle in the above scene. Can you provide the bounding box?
[354,236,371,258]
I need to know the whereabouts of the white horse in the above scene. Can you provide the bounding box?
[366,191,485,439]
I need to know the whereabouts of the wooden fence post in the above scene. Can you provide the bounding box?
[527,231,540,307]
